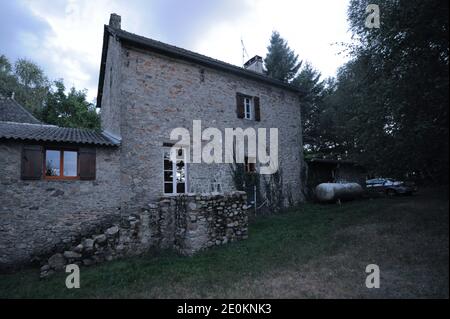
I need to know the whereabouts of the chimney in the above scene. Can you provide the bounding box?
[244,55,263,74]
[109,13,121,29]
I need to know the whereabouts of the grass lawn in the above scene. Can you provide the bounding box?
[0,188,448,299]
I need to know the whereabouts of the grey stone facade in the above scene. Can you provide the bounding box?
[100,31,304,208]
[0,15,304,270]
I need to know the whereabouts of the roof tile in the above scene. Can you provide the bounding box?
[0,121,119,146]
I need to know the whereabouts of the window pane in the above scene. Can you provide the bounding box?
[164,171,173,182]
[164,159,172,170]
[63,151,77,176]
[45,150,60,176]
[176,183,185,194]
[164,183,173,194]
[176,161,185,182]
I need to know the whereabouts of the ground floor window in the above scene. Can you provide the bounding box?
[44,148,79,180]
[163,148,187,194]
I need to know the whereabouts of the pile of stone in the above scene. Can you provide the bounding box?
[40,219,137,278]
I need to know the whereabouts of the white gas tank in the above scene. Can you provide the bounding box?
[315,183,364,202]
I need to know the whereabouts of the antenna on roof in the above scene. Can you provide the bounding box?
[241,37,249,67]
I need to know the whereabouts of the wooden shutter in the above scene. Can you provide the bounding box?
[236,93,245,119]
[21,145,43,180]
[254,96,261,121]
[79,147,96,180]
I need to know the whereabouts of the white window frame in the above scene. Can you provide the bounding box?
[244,97,253,120]
[163,148,188,195]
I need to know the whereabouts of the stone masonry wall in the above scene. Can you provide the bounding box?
[166,192,249,255]
[101,35,304,209]
[39,192,248,278]
[0,141,122,270]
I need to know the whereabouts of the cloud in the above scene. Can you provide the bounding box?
[1,0,353,103]
[0,1,52,63]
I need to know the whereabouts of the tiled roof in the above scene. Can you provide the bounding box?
[0,97,42,124]
[0,121,119,146]
[97,26,304,108]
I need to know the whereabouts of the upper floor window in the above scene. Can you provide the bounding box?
[236,93,261,121]
[244,97,253,120]
[244,156,256,173]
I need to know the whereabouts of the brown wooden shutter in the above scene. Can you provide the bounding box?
[79,147,96,180]
[254,96,261,121]
[236,93,245,119]
[21,145,43,180]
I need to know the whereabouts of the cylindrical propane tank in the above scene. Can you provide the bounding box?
[315,183,364,202]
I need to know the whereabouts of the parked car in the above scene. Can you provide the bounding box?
[366,178,417,196]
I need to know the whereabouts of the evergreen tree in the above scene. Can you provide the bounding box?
[264,31,302,82]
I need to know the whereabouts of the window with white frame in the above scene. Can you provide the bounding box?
[244,97,253,120]
[163,148,187,194]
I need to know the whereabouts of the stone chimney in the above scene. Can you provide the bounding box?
[109,13,121,29]
[244,55,263,74]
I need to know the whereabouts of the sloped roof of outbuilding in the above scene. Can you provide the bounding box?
[0,96,41,124]
[0,121,119,146]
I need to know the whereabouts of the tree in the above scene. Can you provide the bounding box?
[0,55,16,97]
[322,0,449,183]
[0,55,50,113]
[264,31,302,82]
[41,80,100,130]
[0,55,100,130]
[292,62,325,156]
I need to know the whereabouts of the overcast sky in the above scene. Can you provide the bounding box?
[0,0,352,102]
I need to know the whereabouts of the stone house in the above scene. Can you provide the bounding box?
[0,14,304,270]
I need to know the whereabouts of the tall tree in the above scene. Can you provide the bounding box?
[0,55,50,113]
[1,55,99,130]
[264,31,302,82]
[41,80,100,130]
[292,62,325,157]
[324,0,449,182]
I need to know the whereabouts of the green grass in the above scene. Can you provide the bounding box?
[1,188,448,298]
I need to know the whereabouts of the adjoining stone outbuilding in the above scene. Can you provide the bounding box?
[0,14,305,270]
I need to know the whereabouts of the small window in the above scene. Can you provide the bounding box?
[44,149,79,180]
[244,156,256,173]
[244,97,253,120]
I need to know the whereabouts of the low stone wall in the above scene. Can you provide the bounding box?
[39,192,248,277]
[168,192,249,255]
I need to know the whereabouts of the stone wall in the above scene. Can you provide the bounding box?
[0,141,122,270]
[39,192,248,277]
[103,34,304,208]
[167,192,249,255]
